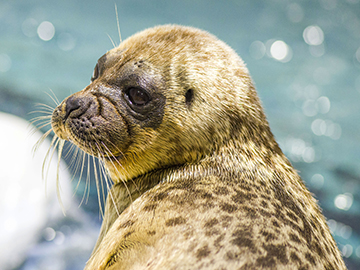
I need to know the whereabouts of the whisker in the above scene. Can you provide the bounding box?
[85,152,91,204]
[63,141,77,161]
[45,89,60,106]
[99,141,133,211]
[43,135,60,182]
[115,3,122,44]
[30,115,52,123]
[107,33,117,48]
[32,121,52,132]
[102,139,140,192]
[38,102,56,109]
[34,102,56,111]
[56,139,66,215]
[96,151,107,213]
[29,120,52,138]
[94,141,120,215]
[33,128,54,154]
[29,109,54,116]
[39,135,59,201]
[100,153,121,217]
[90,144,105,218]
[78,151,92,207]
[77,150,89,207]
[92,139,119,215]
[69,145,81,178]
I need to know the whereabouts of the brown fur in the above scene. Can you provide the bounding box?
[51,25,346,269]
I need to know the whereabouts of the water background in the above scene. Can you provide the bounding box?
[0,0,360,269]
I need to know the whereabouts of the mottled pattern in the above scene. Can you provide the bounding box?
[50,25,346,269]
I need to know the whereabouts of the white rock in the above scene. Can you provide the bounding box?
[0,112,73,269]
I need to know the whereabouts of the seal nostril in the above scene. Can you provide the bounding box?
[65,96,82,120]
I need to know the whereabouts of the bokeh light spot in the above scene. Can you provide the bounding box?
[54,231,65,245]
[21,18,38,38]
[311,119,341,139]
[37,21,55,41]
[339,225,352,239]
[316,96,331,114]
[249,41,266,60]
[302,147,315,163]
[270,40,292,62]
[342,244,353,258]
[356,246,360,258]
[334,193,353,211]
[303,25,324,46]
[43,227,56,241]
[311,174,324,189]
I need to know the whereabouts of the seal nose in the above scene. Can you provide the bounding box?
[64,96,81,120]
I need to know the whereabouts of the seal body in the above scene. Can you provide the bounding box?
[51,25,346,269]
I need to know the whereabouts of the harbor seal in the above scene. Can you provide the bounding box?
[50,25,346,269]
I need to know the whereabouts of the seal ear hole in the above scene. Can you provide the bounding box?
[185,89,194,106]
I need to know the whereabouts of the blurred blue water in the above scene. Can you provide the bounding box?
[1,0,359,269]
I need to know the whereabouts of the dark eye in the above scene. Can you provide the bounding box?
[127,87,150,106]
[91,63,99,82]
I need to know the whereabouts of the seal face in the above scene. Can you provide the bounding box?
[50,25,347,269]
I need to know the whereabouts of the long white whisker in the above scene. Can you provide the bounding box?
[45,89,60,106]
[32,128,53,153]
[100,157,120,217]
[89,144,104,218]
[96,151,106,212]
[56,139,66,215]
[32,121,52,132]
[30,115,52,123]
[102,140,139,192]
[99,141,134,210]
[69,145,81,179]
[29,109,54,116]
[94,141,120,216]
[107,33,117,48]
[77,150,89,207]
[43,135,59,180]
[115,3,122,44]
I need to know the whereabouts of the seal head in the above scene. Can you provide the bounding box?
[52,25,267,183]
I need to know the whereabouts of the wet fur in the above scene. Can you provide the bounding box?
[40,25,346,269]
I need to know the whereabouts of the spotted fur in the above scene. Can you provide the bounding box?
[50,25,346,269]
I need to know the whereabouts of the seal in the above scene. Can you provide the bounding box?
[50,25,346,269]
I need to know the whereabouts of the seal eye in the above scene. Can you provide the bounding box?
[127,87,150,106]
[91,63,99,82]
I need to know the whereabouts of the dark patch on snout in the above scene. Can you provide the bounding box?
[103,60,167,130]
